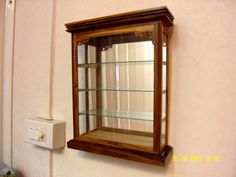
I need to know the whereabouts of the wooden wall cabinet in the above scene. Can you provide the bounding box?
[66,7,174,166]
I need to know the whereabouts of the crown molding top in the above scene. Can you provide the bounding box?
[65,6,174,33]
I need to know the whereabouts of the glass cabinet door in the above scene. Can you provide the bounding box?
[77,26,156,150]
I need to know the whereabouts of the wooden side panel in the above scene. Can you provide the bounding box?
[153,22,163,152]
[96,45,102,129]
[72,34,79,139]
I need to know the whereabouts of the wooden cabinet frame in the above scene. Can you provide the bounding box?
[66,6,174,166]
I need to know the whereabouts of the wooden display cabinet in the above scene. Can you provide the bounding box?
[66,6,174,166]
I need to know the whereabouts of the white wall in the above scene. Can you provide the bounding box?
[2,0,15,166]
[0,0,5,161]
[8,0,236,177]
[12,0,53,176]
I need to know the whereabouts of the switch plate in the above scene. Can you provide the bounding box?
[27,126,46,141]
[24,117,65,149]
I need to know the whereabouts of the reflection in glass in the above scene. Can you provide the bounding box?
[78,45,85,64]
[162,35,167,62]
[161,33,168,146]
[162,65,166,91]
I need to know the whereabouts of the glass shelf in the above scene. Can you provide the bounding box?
[78,88,166,93]
[78,88,159,92]
[78,60,158,68]
[79,109,166,121]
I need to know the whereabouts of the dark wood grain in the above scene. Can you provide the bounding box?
[153,22,163,153]
[65,7,174,32]
[96,45,102,129]
[71,34,79,139]
[68,139,173,166]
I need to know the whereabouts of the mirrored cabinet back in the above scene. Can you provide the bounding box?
[66,6,174,166]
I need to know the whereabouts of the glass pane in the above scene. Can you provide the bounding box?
[78,68,85,89]
[78,45,85,64]
[101,61,153,91]
[162,34,167,62]
[162,65,166,92]
[79,92,153,131]
[79,91,86,113]
[79,115,97,135]
[101,41,154,62]
[79,91,97,111]
[78,68,96,90]
[78,41,154,91]
[79,115,86,134]
[78,30,154,149]
[162,92,167,145]
[161,33,168,146]
[162,93,166,118]
[79,91,97,135]
[88,45,96,63]
[161,120,166,146]
[78,45,96,64]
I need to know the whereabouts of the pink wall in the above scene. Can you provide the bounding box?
[8,0,236,177]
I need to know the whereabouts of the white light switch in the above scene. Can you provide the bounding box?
[27,126,46,141]
[24,117,65,149]
[38,128,45,140]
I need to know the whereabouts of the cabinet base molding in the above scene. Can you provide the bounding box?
[68,139,173,166]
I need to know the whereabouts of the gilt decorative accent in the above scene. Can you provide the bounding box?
[78,39,89,46]
[134,31,153,40]
[101,44,113,51]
